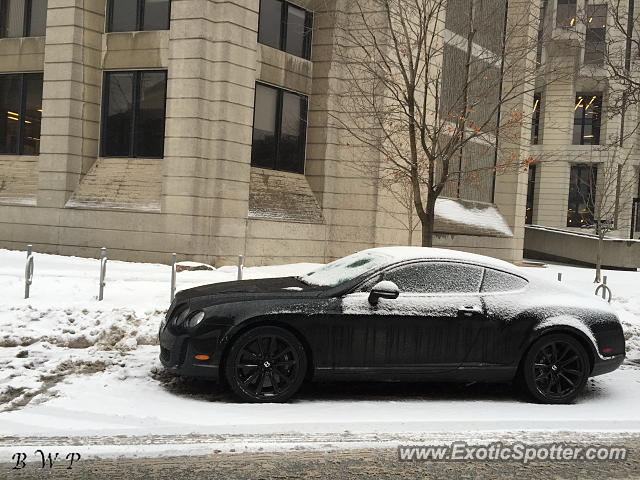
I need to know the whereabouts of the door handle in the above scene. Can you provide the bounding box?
[458,305,483,317]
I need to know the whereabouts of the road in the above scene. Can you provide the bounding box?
[5,434,639,479]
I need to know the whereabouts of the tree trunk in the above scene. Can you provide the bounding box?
[420,197,437,247]
[594,233,604,283]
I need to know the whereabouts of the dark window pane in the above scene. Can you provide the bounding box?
[285,5,306,57]
[258,0,282,49]
[481,269,528,293]
[585,4,606,65]
[0,74,21,153]
[385,262,484,294]
[1,0,25,37]
[531,93,541,144]
[556,0,577,28]
[135,71,166,157]
[278,91,305,172]
[525,164,537,224]
[22,73,43,155]
[573,94,602,145]
[567,164,597,227]
[109,0,139,32]
[28,0,48,36]
[252,84,279,169]
[143,0,170,31]
[103,72,134,157]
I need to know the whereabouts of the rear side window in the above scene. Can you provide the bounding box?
[382,262,484,294]
[481,269,528,293]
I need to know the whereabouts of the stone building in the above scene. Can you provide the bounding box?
[524,0,640,267]
[0,0,536,266]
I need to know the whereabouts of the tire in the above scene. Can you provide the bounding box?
[224,326,307,403]
[520,333,590,404]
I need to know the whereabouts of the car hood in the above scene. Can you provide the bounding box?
[175,276,326,302]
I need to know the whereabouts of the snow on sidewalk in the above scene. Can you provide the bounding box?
[1,248,639,443]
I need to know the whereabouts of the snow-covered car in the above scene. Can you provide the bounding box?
[159,247,625,404]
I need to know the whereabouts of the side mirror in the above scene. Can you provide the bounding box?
[368,281,400,305]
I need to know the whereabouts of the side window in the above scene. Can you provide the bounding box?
[481,269,528,293]
[368,262,484,294]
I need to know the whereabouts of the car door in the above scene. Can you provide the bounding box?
[327,261,488,378]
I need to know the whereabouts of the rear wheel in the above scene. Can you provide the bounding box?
[225,326,307,403]
[521,333,590,404]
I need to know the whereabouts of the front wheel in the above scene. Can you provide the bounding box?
[224,326,307,403]
[521,333,590,404]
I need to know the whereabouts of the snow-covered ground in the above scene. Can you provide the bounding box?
[1,248,639,457]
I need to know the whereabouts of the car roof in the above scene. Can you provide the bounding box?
[360,247,522,275]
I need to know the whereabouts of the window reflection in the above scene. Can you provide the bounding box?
[573,94,602,145]
[567,164,597,227]
[251,83,307,174]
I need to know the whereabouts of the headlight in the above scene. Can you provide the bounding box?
[186,311,206,330]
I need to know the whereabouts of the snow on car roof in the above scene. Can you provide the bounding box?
[361,247,521,272]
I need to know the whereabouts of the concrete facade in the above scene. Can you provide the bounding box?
[0,0,534,267]
[529,0,640,243]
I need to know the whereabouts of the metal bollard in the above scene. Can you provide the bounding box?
[170,253,177,303]
[24,245,34,299]
[237,255,244,281]
[557,272,562,282]
[98,247,107,301]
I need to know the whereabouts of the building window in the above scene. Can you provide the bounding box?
[536,0,548,64]
[584,4,606,65]
[107,0,171,32]
[573,93,602,145]
[0,73,43,155]
[258,0,313,60]
[251,83,308,174]
[0,0,47,38]
[526,164,537,225]
[556,0,577,28]
[567,164,597,227]
[101,71,167,158]
[531,93,542,144]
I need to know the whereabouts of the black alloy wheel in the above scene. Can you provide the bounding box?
[522,333,590,404]
[225,326,307,403]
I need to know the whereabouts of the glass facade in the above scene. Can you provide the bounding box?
[0,73,43,155]
[251,83,308,174]
[107,0,170,32]
[258,0,313,60]
[567,164,597,227]
[0,0,48,38]
[101,71,167,158]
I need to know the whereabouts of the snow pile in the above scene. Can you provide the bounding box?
[436,198,513,237]
[0,249,317,412]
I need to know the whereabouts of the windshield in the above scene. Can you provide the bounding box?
[299,251,392,287]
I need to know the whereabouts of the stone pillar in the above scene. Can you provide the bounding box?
[37,0,105,208]
[493,0,543,262]
[162,0,256,265]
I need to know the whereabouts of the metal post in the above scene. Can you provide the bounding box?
[557,272,562,282]
[24,245,34,299]
[170,253,177,302]
[237,255,244,281]
[99,248,107,301]
[602,275,608,300]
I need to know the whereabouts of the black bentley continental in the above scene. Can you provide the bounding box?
[159,247,625,404]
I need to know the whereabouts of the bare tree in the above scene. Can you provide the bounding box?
[569,1,640,281]
[328,0,561,247]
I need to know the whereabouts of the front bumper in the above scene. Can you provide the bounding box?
[159,325,220,380]
[591,353,625,377]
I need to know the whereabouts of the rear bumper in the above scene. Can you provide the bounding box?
[591,354,625,377]
[159,327,220,380]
